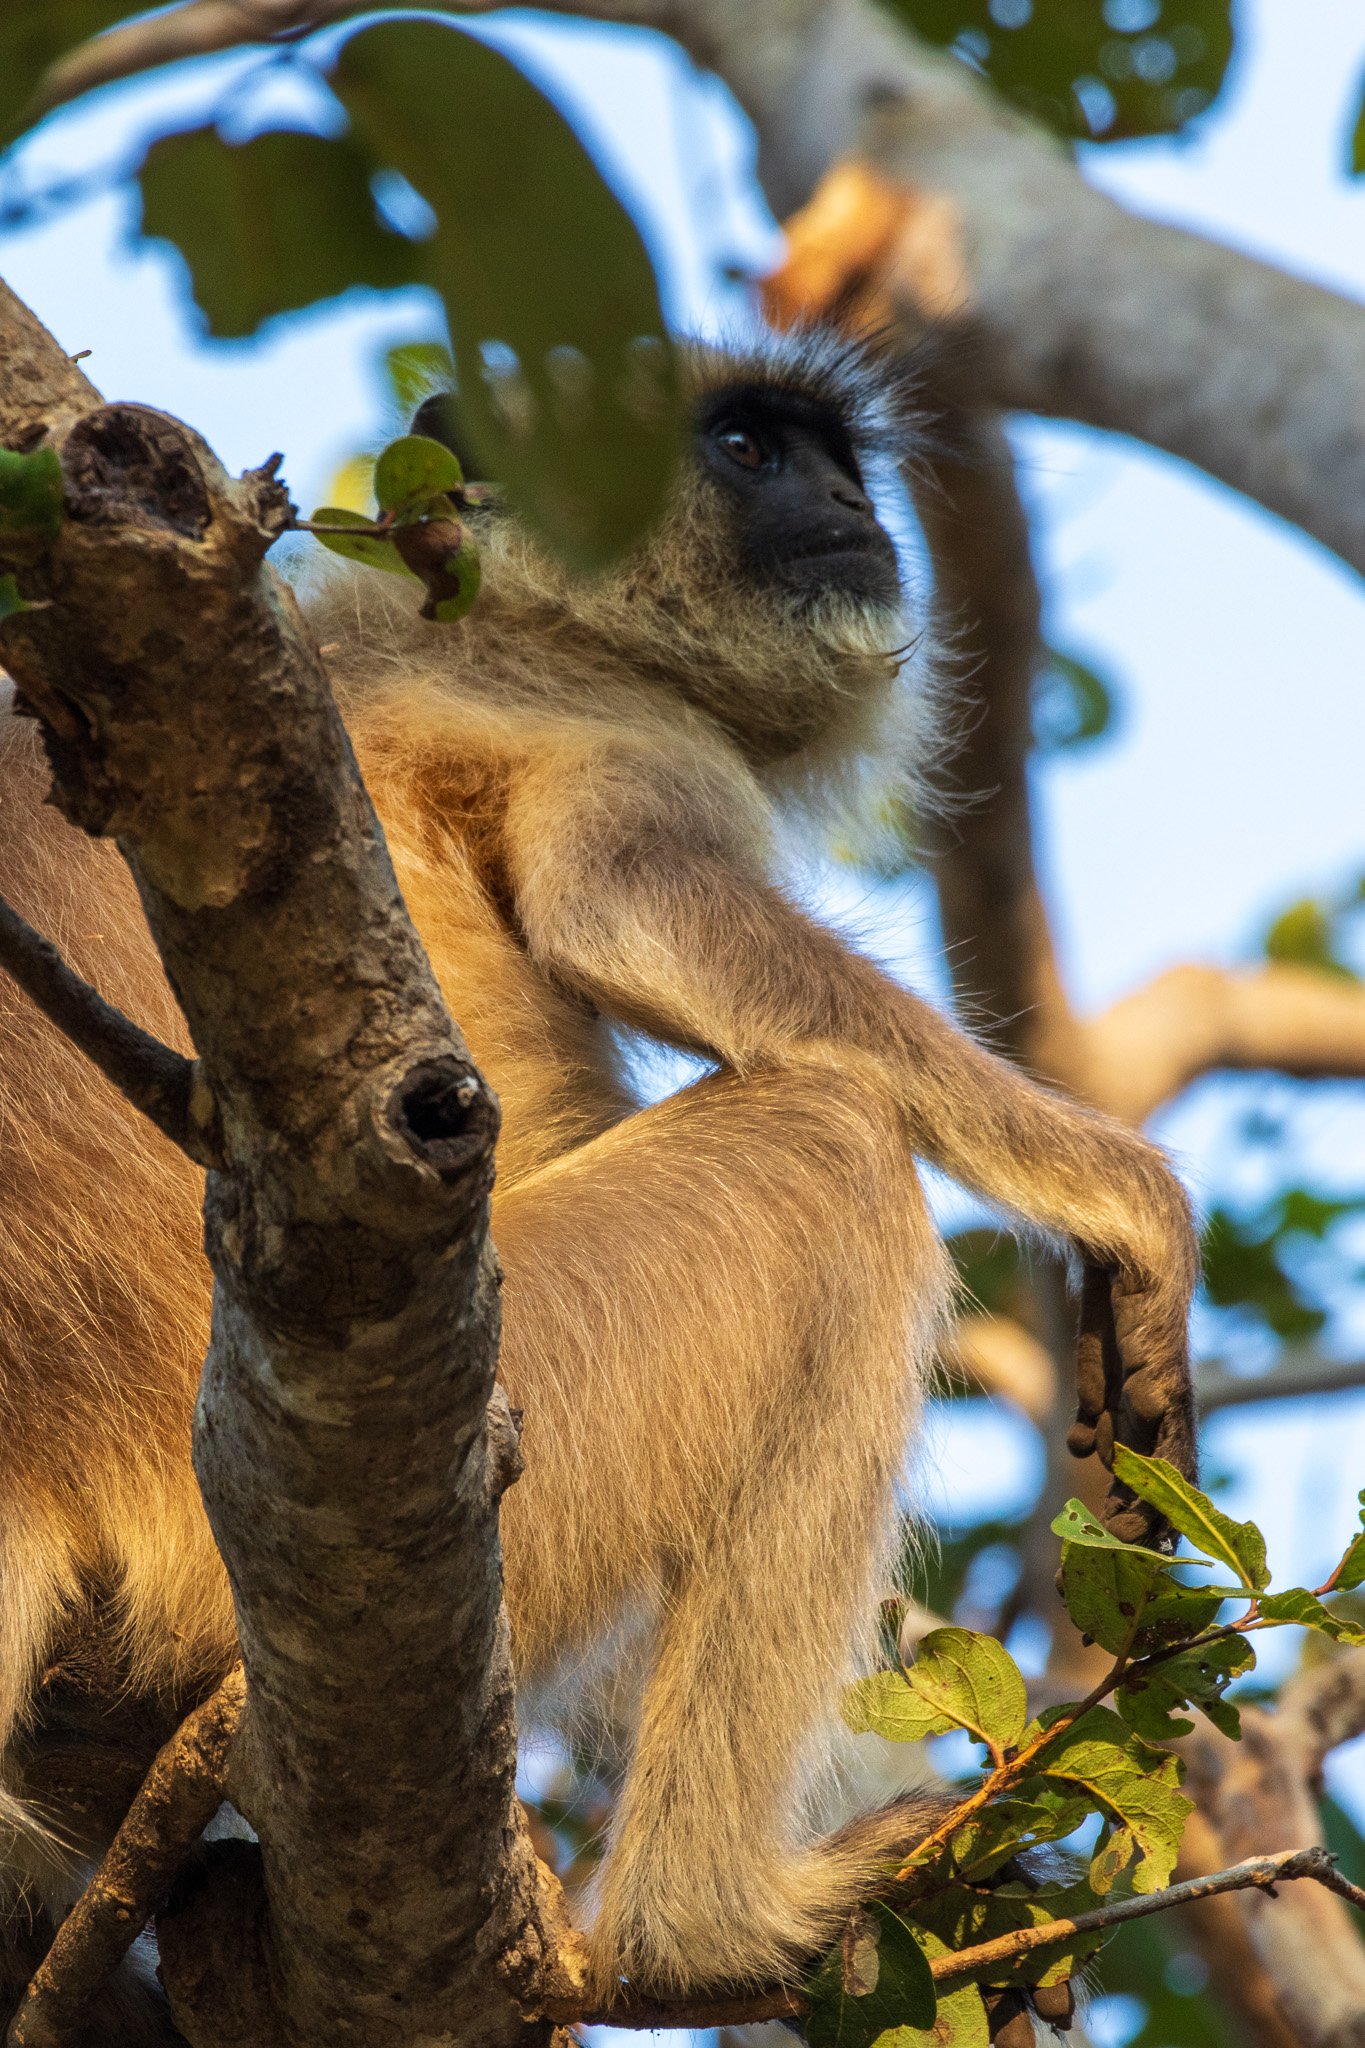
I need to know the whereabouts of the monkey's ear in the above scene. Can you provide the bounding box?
[410,393,483,482]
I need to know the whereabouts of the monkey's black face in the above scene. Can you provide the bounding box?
[697,384,901,611]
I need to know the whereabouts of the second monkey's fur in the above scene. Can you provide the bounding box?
[0,328,1197,2007]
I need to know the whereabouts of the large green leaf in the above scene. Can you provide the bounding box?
[1111,1447,1269,1591]
[1352,70,1365,175]
[884,0,1234,144]
[1058,1537,1167,1657]
[332,18,683,572]
[849,1630,1028,1754]
[138,127,421,340]
[804,1902,937,2046]
[1034,1706,1192,1892]
[913,1876,1108,1990]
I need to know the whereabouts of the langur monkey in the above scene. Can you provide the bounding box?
[0,327,1197,2020]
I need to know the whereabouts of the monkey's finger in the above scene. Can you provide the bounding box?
[1069,1262,1117,1460]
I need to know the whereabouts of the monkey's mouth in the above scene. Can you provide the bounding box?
[772,543,902,610]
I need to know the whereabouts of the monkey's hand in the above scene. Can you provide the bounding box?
[1067,1252,1197,1550]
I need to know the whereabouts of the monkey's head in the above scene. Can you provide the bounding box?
[412,327,926,770]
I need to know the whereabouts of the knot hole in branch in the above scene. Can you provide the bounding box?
[387,1056,500,1188]
[63,405,212,537]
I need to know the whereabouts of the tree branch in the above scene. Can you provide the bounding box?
[1197,1350,1365,1416]
[0,280,552,2048]
[1083,962,1365,1124]
[0,892,221,1165]
[7,1670,245,2048]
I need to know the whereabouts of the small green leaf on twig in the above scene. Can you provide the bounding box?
[1117,1635,1255,1742]
[374,432,463,513]
[307,505,414,577]
[1052,1499,1188,1565]
[1259,1587,1365,1645]
[0,445,63,559]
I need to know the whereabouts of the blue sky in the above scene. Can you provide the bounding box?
[3,0,1365,1782]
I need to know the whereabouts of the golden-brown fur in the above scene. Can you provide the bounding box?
[0,332,1195,2007]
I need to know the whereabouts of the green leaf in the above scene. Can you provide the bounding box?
[949,1782,1091,1882]
[1335,1501,1365,1592]
[1111,1447,1269,1591]
[0,3,146,148]
[308,506,413,578]
[1032,646,1117,752]
[0,445,63,559]
[1264,897,1358,981]
[374,433,463,512]
[877,1928,989,2046]
[1035,1706,1192,1893]
[907,1629,1028,1750]
[333,18,684,573]
[0,572,34,619]
[1052,1499,1185,1564]
[138,127,421,341]
[1350,75,1365,175]
[430,542,481,623]
[842,1670,956,1745]
[1128,1582,1229,1656]
[1117,1634,1255,1742]
[881,0,1234,145]
[805,1902,937,2047]
[912,1877,1108,1990]
[1058,1539,1167,1657]
[1259,1587,1365,1645]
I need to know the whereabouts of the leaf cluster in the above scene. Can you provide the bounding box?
[812,1447,1365,2045]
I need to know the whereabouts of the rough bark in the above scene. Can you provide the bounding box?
[0,282,552,2048]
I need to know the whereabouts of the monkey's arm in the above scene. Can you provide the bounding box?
[505,745,1196,1531]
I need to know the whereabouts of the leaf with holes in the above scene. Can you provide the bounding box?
[881,0,1234,145]
[333,18,684,572]
[1111,1447,1268,1591]
[1117,1633,1255,1742]
[804,1902,937,2047]
[1057,1539,1167,1657]
[1052,1499,1185,1564]
[0,445,63,560]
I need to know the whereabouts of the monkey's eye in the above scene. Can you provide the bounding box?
[713,422,768,471]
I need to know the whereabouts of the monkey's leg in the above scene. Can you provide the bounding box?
[494,1061,952,1998]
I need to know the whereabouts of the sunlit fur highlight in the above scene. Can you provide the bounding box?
[0,331,1192,2017]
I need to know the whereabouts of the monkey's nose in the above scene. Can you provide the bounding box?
[831,483,873,516]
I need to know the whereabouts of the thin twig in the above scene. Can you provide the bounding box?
[929,1846,1362,1987]
[7,1667,246,2048]
[0,893,221,1166]
[548,1846,1362,2029]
